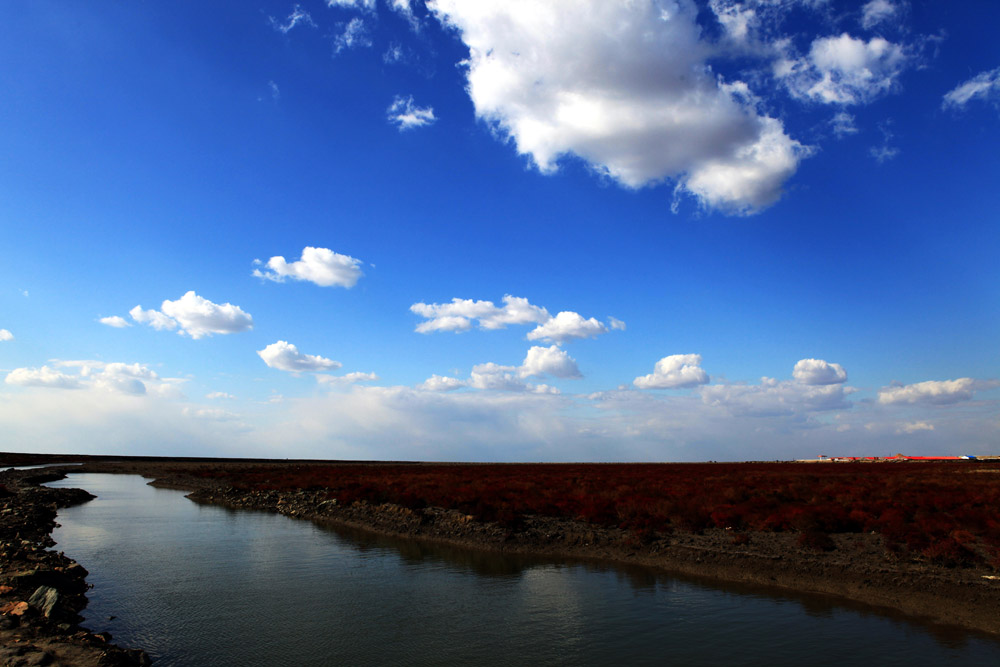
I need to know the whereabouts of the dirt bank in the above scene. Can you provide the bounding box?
[169,482,1000,637]
[0,468,151,667]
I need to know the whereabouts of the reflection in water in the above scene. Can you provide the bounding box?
[47,474,1000,667]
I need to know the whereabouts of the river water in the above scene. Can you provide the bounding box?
[46,473,1000,666]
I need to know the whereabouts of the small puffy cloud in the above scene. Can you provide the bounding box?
[527,311,607,344]
[206,392,235,400]
[5,366,82,389]
[943,67,1000,111]
[258,341,342,373]
[254,246,363,288]
[270,4,317,34]
[520,345,581,379]
[877,378,991,405]
[429,0,806,215]
[0,329,13,341]
[387,95,436,130]
[419,375,467,392]
[99,316,131,328]
[411,295,550,333]
[608,318,626,331]
[130,292,252,339]
[334,17,371,54]
[860,0,902,31]
[161,292,253,339]
[775,33,911,105]
[792,358,847,385]
[634,354,709,389]
[897,421,934,434]
[701,377,852,416]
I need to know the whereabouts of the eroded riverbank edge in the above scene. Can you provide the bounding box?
[139,473,1000,638]
[0,468,151,666]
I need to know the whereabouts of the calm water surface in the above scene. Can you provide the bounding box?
[47,473,1000,666]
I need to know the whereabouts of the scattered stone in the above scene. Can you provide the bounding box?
[1,600,29,616]
[28,586,59,618]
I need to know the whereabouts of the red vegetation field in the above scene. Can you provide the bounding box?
[196,461,1000,568]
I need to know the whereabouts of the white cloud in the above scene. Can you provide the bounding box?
[387,95,436,130]
[0,329,12,341]
[608,317,626,331]
[877,378,992,405]
[701,377,852,416]
[680,116,808,215]
[869,144,899,163]
[634,354,709,389]
[527,311,607,343]
[428,0,806,215]
[709,0,759,46]
[861,0,901,31]
[520,345,581,379]
[419,374,467,392]
[411,295,550,333]
[99,316,131,328]
[327,0,376,10]
[206,392,235,400]
[792,358,847,385]
[254,246,363,288]
[383,43,405,64]
[316,371,379,386]
[183,406,241,422]
[943,67,1000,110]
[423,346,581,394]
[131,292,252,340]
[4,360,168,396]
[5,366,82,389]
[468,362,528,392]
[270,4,317,34]
[334,17,372,54]
[830,112,858,137]
[129,305,178,331]
[148,291,253,339]
[897,421,934,434]
[258,341,342,373]
[775,33,911,105]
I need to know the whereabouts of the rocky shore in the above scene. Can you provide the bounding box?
[0,468,150,667]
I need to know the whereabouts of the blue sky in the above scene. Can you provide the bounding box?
[1,0,998,461]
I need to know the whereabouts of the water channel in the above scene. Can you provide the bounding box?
[46,473,1000,666]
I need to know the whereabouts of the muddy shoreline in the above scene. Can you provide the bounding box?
[178,482,1000,637]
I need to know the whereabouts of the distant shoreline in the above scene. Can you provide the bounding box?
[4,453,1000,641]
